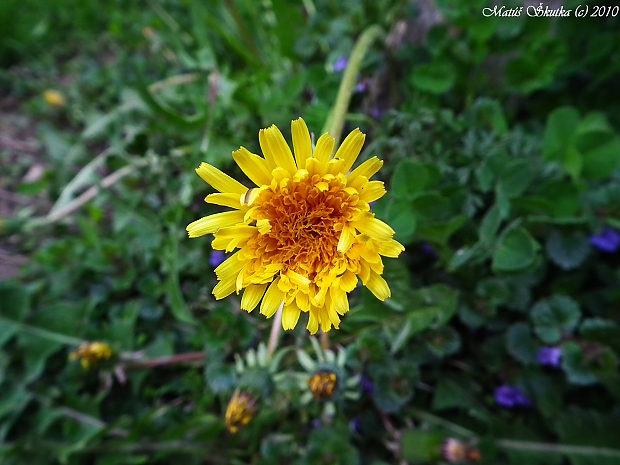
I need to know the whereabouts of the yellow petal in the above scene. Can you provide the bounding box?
[337,225,356,253]
[205,193,242,209]
[232,147,272,187]
[313,133,335,165]
[378,239,405,258]
[348,156,383,182]
[260,278,285,318]
[360,180,386,202]
[259,129,278,171]
[334,128,365,172]
[240,283,267,312]
[329,285,349,316]
[213,276,237,299]
[306,308,319,334]
[187,210,246,238]
[282,304,301,330]
[291,118,312,168]
[296,292,310,312]
[261,125,297,176]
[352,212,395,242]
[286,269,311,288]
[196,162,247,194]
[366,270,391,301]
[214,252,243,279]
[340,270,358,293]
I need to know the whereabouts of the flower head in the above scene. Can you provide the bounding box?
[538,346,562,367]
[308,370,338,400]
[69,342,113,369]
[590,228,620,253]
[225,390,258,433]
[187,118,404,333]
[494,385,531,408]
[43,89,66,108]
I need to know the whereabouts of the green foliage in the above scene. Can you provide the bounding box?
[2,0,620,464]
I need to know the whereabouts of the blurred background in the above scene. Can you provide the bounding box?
[2,0,620,464]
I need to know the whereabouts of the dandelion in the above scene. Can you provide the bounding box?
[308,371,338,399]
[225,390,258,433]
[43,89,66,108]
[69,342,113,369]
[187,118,404,333]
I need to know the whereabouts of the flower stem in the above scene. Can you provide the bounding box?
[267,305,283,357]
[322,24,384,145]
[122,352,206,371]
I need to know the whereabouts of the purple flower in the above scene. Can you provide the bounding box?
[370,107,383,120]
[361,374,375,395]
[349,417,362,434]
[538,346,562,367]
[590,228,620,253]
[311,418,322,429]
[355,79,369,93]
[209,250,226,267]
[420,242,438,259]
[494,385,532,408]
[333,57,348,72]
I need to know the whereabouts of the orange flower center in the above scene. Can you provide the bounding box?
[245,172,358,282]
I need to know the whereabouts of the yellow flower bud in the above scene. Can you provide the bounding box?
[69,342,113,369]
[225,390,258,433]
[43,90,66,108]
[308,371,338,400]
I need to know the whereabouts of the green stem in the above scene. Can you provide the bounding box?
[0,316,85,346]
[408,407,620,459]
[322,25,384,145]
[497,439,620,458]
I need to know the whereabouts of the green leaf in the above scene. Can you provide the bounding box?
[580,319,620,355]
[492,227,540,272]
[496,159,533,199]
[425,326,461,358]
[406,285,459,334]
[479,204,502,244]
[562,342,618,386]
[577,125,620,180]
[0,281,30,321]
[506,322,539,365]
[531,295,581,344]
[543,106,580,163]
[545,229,590,270]
[411,61,456,94]
[401,430,444,463]
[391,160,439,199]
[370,360,418,413]
[385,199,416,244]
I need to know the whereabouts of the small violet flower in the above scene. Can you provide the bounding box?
[494,385,532,408]
[333,56,348,72]
[590,228,620,253]
[538,346,562,367]
[209,250,226,267]
[360,374,375,396]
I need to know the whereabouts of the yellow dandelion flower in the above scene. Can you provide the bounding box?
[69,342,113,369]
[43,89,66,108]
[308,371,338,399]
[187,118,404,334]
[225,390,258,433]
